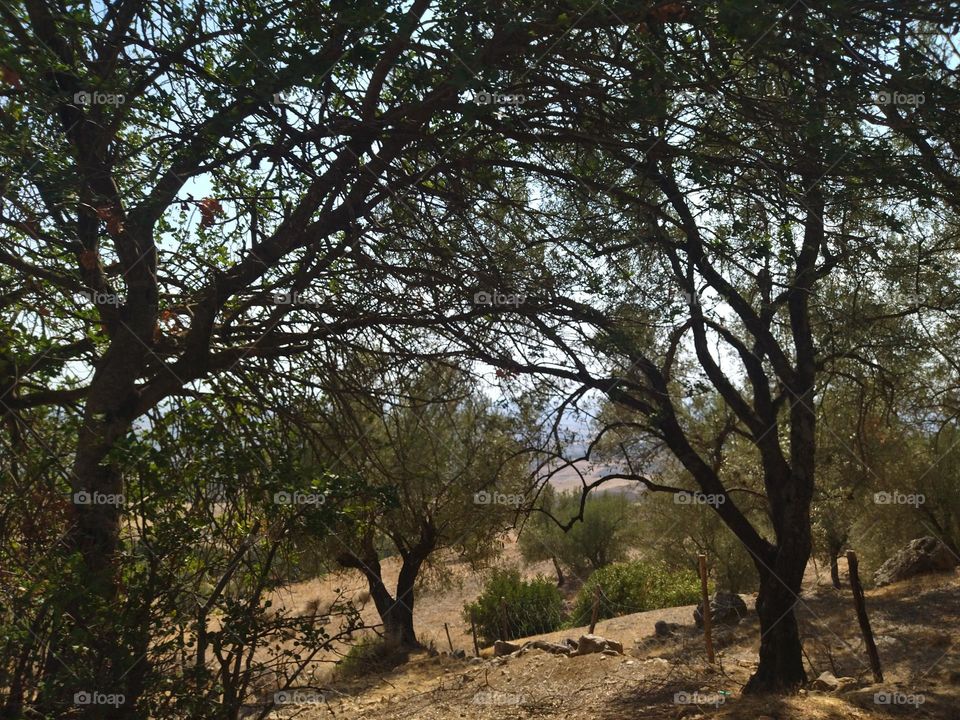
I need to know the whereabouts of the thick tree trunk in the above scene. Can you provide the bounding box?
[344,547,423,650]
[386,555,422,648]
[744,545,810,693]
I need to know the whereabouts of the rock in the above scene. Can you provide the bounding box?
[493,640,521,657]
[874,536,958,586]
[655,620,681,637]
[563,638,579,651]
[812,671,840,691]
[529,640,571,655]
[453,649,466,659]
[694,591,748,627]
[570,633,623,656]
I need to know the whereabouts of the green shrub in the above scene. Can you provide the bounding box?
[463,568,564,644]
[569,560,702,625]
[336,634,410,679]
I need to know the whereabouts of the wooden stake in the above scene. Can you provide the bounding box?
[698,553,715,663]
[470,611,480,657]
[499,596,508,641]
[444,622,454,653]
[846,550,883,682]
[589,586,601,634]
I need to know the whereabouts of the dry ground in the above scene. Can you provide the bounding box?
[261,550,959,720]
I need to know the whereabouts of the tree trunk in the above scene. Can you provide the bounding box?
[384,554,422,648]
[743,529,811,693]
[552,557,565,587]
[830,553,841,590]
[347,551,422,650]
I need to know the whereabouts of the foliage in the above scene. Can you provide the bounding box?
[463,569,564,645]
[569,560,703,626]
[335,635,410,680]
[519,487,642,578]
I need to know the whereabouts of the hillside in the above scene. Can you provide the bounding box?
[263,552,959,719]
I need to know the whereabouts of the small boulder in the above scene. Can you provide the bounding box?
[812,671,840,692]
[655,620,681,637]
[874,536,958,586]
[529,640,570,655]
[694,591,748,628]
[493,640,522,657]
[571,633,623,656]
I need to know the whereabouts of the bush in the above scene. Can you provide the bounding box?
[569,560,702,625]
[464,568,564,644]
[336,635,410,679]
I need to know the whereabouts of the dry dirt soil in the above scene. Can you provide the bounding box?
[262,548,960,720]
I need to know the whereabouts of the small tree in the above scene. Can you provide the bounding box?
[519,486,642,582]
[314,364,529,648]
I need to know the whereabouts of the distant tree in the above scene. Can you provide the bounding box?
[313,364,529,648]
[519,486,642,583]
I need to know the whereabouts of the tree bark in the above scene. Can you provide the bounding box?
[744,541,810,693]
[830,553,841,590]
[552,557,565,587]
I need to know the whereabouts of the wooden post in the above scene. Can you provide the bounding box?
[698,553,715,664]
[443,622,454,653]
[470,611,480,657]
[846,550,883,682]
[589,586,601,634]
[499,596,508,641]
